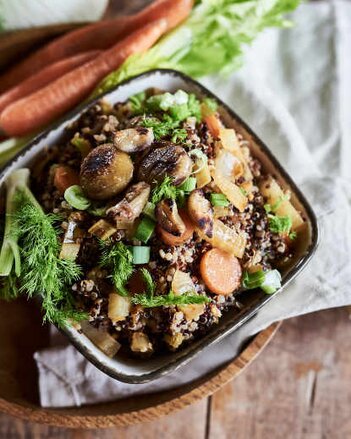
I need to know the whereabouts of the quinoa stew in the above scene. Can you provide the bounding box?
[0,70,318,381]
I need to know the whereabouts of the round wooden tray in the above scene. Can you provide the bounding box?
[0,298,280,428]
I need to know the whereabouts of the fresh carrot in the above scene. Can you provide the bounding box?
[200,248,242,295]
[204,114,223,139]
[0,0,193,93]
[53,166,80,195]
[0,51,100,115]
[158,210,194,246]
[0,19,168,137]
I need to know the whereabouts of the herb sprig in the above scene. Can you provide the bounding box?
[132,268,210,308]
[15,200,84,326]
[99,241,133,296]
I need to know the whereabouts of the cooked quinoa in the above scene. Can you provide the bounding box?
[31,89,304,357]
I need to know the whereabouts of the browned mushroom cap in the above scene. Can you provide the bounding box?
[188,189,214,238]
[113,127,154,153]
[156,199,186,237]
[106,182,150,228]
[80,143,133,200]
[137,142,192,186]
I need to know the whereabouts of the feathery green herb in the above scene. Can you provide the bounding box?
[133,268,210,307]
[132,290,210,308]
[15,202,83,326]
[140,268,155,297]
[99,241,133,296]
[0,169,85,327]
[151,176,179,204]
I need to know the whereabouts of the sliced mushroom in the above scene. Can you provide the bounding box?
[80,143,133,200]
[137,142,192,186]
[188,189,214,238]
[113,127,154,153]
[106,182,150,228]
[156,199,186,236]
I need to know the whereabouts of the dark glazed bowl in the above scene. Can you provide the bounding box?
[0,69,319,383]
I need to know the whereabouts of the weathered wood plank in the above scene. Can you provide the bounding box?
[0,399,207,438]
[209,308,351,439]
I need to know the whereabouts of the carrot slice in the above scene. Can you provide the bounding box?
[200,248,242,295]
[158,210,194,246]
[53,166,80,195]
[204,114,223,138]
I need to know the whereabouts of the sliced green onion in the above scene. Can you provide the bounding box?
[242,270,265,289]
[210,193,230,207]
[132,246,150,264]
[261,270,282,294]
[134,217,156,243]
[242,269,281,295]
[64,185,91,210]
[179,177,197,193]
[142,201,156,220]
[189,149,208,175]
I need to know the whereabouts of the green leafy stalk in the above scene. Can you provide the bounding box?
[0,169,37,277]
[96,0,300,95]
[99,241,133,296]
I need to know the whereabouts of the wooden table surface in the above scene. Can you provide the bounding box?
[1,307,350,438]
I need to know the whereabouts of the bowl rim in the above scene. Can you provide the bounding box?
[0,68,319,384]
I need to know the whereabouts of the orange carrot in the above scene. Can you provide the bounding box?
[0,51,100,115]
[158,210,194,246]
[0,0,193,93]
[205,114,223,139]
[200,248,242,295]
[0,19,169,137]
[53,166,80,195]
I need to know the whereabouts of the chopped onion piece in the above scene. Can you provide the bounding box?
[81,321,120,358]
[259,177,304,230]
[197,219,247,259]
[108,294,131,323]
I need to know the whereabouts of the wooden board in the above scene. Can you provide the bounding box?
[0,295,280,428]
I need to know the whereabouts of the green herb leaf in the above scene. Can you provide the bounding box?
[99,241,133,296]
[132,290,210,308]
[16,202,83,326]
[140,268,155,297]
[151,176,179,204]
[268,214,292,235]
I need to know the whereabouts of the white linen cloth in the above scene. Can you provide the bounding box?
[34,1,351,407]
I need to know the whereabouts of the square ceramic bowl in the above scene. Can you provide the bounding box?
[0,69,318,383]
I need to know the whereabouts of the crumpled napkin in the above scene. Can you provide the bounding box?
[34,1,351,407]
